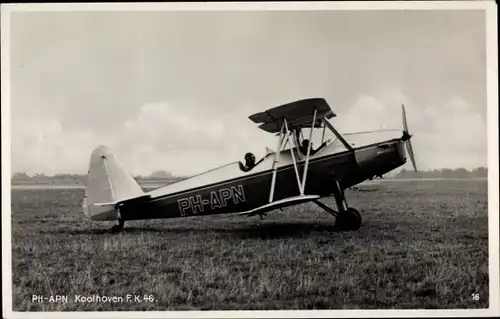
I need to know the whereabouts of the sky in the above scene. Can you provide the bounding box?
[9,9,488,176]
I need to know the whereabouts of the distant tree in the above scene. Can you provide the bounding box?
[149,170,172,178]
[393,167,486,179]
[54,173,73,179]
[11,172,30,180]
[430,169,441,178]
[395,169,407,178]
[453,168,470,179]
[440,168,453,178]
[472,167,488,177]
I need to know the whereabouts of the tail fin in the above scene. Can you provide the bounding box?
[83,145,145,221]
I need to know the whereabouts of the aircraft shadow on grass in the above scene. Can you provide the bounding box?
[43,221,356,239]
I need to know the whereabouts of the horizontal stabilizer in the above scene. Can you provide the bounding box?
[238,195,320,217]
[94,194,152,207]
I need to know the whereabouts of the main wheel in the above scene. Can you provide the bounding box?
[335,208,362,231]
[347,208,362,230]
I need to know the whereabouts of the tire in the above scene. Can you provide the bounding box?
[347,208,362,230]
[336,208,362,231]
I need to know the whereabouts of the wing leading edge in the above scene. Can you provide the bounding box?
[248,98,336,134]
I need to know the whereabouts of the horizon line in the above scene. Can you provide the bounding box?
[10,166,489,178]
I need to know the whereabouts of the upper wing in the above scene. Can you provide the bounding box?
[248,98,336,133]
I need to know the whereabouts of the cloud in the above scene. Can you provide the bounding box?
[332,89,487,171]
[11,92,487,176]
[11,114,103,175]
[105,102,275,176]
[11,101,276,176]
[9,10,487,176]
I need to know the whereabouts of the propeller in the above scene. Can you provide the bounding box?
[401,104,417,172]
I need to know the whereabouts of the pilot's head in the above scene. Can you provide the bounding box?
[302,139,311,148]
[245,152,256,166]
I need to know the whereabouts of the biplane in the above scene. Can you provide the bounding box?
[82,98,417,232]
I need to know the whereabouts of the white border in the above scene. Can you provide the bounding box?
[486,0,499,316]
[1,1,498,319]
[0,1,496,11]
[1,2,13,318]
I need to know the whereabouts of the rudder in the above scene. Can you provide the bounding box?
[83,145,144,220]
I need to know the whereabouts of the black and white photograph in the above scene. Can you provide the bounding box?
[2,1,498,318]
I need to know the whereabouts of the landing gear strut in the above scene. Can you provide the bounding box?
[111,219,125,233]
[111,208,125,233]
[313,176,362,231]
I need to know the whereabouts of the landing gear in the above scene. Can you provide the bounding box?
[335,207,362,231]
[313,176,362,231]
[111,219,125,233]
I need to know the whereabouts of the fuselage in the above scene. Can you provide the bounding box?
[114,137,407,221]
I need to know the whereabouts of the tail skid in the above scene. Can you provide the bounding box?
[83,145,146,221]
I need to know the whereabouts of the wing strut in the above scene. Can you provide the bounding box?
[322,119,353,151]
[284,119,302,194]
[300,108,317,194]
[268,108,321,203]
[321,122,326,144]
[268,121,285,202]
[242,109,325,216]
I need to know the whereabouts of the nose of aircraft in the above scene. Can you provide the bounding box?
[395,139,407,164]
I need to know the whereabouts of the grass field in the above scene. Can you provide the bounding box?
[10,179,489,311]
